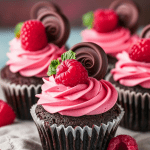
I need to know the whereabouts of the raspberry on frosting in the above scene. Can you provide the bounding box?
[55,59,88,87]
[82,9,118,33]
[129,39,150,62]
[93,9,118,33]
[21,20,48,51]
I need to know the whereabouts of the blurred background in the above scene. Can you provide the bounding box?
[0,0,150,27]
[0,0,149,68]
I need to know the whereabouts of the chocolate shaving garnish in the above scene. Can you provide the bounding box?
[30,1,70,48]
[140,24,150,39]
[70,42,108,80]
[30,1,61,19]
[109,0,139,33]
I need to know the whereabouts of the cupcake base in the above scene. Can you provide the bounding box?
[106,73,150,132]
[0,66,43,120]
[31,104,124,150]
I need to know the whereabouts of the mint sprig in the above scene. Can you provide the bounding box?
[47,59,60,76]
[82,11,94,29]
[61,50,76,61]
[14,22,24,39]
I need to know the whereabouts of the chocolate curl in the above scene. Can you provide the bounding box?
[109,0,139,34]
[140,24,150,39]
[30,1,62,19]
[70,42,108,80]
[30,1,70,48]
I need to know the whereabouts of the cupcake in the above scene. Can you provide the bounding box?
[81,0,139,71]
[31,42,124,150]
[107,34,150,131]
[0,2,70,120]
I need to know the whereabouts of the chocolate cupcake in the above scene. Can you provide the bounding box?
[81,0,139,74]
[0,2,70,120]
[31,42,124,150]
[106,33,150,131]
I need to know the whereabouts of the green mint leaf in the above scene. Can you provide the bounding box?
[47,59,60,76]
[61,50,76,61]
[82,11,94,29]
[14,22,24,38]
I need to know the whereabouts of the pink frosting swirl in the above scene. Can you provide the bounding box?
[37,76,118,116]
[111,51,150,88]
[7,38,66,77]
[81,27,139,56]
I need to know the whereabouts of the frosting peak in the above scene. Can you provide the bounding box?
[7,38,66,77]
[37,76,118,116]
[111,51,150,88]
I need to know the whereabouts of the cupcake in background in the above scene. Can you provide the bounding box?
[107,26,150,131]
[81,0,139,71]
[0,2,70,120]
[31,42,124,150]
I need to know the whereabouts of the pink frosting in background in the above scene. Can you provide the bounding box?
[111,51,150,88]
[37,76,118,117]
[7,38,66,77]
[81,27,139,56]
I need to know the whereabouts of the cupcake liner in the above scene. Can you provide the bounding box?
[0,76,42,120]
[31,104,124,150]
[106,73,150,131]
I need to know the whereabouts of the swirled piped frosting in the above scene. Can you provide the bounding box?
[37,76,118,116]
[7,38,66,77]
[111,51,150,88]
[81,27,138,56]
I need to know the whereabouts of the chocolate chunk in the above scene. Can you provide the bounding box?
[70,42,108,80]
[109,0,139,33]
[140,24,150,39]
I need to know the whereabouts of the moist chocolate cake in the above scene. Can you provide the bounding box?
[35,104,121,128]
[1,65,43,86]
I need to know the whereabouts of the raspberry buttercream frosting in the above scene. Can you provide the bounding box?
[37,76,118,117]
[81,27,138,56]
[111,51,150,88]
[7,38,66,77]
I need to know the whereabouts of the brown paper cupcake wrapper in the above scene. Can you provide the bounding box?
[0,77,41,120]
[31,104,124,150]
[106,73,150,132]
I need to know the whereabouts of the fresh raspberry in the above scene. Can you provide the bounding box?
[21,20,48,51]
[93,9,118,33]
[107,135,138,150]
[0,100,16,127]
[129,39,150,62]
[55,59,88,87]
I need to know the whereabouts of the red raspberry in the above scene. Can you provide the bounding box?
[93,9,118,33]
[129,39,150,62]
[21,20,48,51]
[107,135,138,150]
[0,100,16,127]
[55,59,88,87]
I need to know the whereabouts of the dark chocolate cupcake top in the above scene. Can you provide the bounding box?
[37,42,118,117]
